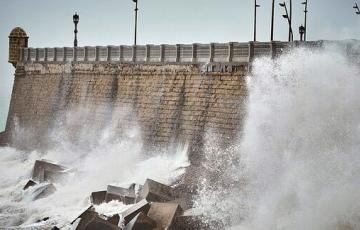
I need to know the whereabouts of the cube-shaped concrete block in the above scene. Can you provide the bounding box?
[84,216,121,230]
[124,212,156,230]
[121,199,151,225]
[23,180,37,190]
[147,202,183,230]
[91,191,107,205]
[138,179,174,203]
[32,160,67,183]
[105,185,136,204]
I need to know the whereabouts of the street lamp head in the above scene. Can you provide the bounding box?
[299,25,306,34]
[279,2,286,7]
[302,1,307,5]
[73,13,79,24]
[256,4,260,7]
[133,0,137,2]
[282,15,288,19]
[357,11,360,14]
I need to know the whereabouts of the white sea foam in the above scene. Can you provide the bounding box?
[195,44,360,230]
[0,106,189,228]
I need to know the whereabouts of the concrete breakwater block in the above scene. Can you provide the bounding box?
[90,191,107,205]
[23,179,37,190]
[31,160,68,183]
[106,214,120,226]
[121,199,151,225]
[105,185,136,205]
[83,216,121,230]
[124,212,156,230]
[138,179,175,203]
[31,183,56,200]
[147,202,183,230]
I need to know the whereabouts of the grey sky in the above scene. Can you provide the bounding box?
[1,0,359,131]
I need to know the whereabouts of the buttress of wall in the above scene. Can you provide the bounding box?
[6,62,247,152]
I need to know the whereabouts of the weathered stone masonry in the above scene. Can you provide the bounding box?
[6,62,247,151]
[3,27,327,151]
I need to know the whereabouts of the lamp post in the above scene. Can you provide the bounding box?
[289,0,292,42]
[271,0,275,41]
[354,2,360,14]
[299,25,305,41]
[73,12,79,47]
[133,0,139,46]
[279,2,293,42]
[254,0,260,42]
[302,0,308,41]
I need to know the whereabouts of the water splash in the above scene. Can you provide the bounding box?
[0,105,189,228]
[196,45,360,230]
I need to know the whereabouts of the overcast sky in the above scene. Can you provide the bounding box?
[1,0,359,131]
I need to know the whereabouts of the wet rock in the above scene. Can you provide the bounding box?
[124,212,156,230]
[147,202,183,230]
[85,216,121,230]
[23,180,37,190]
[51,227,60,230]
[32,160,67,183]
[121,199,151,225]
[105,185,136,205]
[32,183,56,200]
[91,191,106,205]
[71,206,97,230]
[106,214,120,226]
[138,179,174,203]
[36,217,50,223]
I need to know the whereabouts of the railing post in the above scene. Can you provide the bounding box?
[63,47,67,62]
[54,48,58,62]
[132,46,137,62]
[176,44,181,63]
[95,46,100,61]
[44,48,48,61]
[35,48,39,61]
[248,41,255,63]
[107,46,111,61]
[84,46,89,61]
[119,46,124,62]
[228,42,234,62]
[160,44,165,62]
[146,45,151,62]
[27,48,31,62]
[210,43,215,63]
[192,43,197,63]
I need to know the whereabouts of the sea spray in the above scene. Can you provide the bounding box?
[195,45,360,230]
[0,105,189,228]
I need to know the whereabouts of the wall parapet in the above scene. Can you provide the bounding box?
[19,41,321,65]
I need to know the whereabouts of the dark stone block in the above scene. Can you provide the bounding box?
[73,207,98,230]
[147,202,183,230]
[23,180,37,190]
[124,212,156,230]
[32,160,67,183]
[105,185,135,205]
[106,214,120,226]
[138,179,174,203]
[91,191,106,205]
[84,216,121,230]
[121,199,151,225]
[32,183,56,200]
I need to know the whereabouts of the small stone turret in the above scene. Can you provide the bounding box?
[8,27,28,67]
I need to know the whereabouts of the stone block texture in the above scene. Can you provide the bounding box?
[5,62,247,154]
